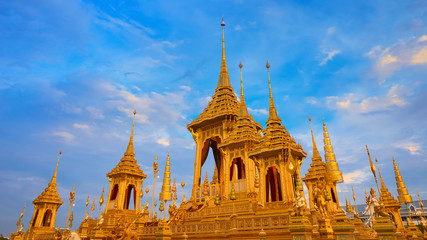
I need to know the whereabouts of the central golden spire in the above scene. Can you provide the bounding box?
[160,151,172,201]
[393,156,413,204]
[50,150,62,186]
[239,61,249,116]
[217,17,231,87]
[125,109,136,156]
[266,61,279,122]
[309,117,321,160]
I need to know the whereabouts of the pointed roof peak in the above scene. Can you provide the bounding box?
[309,117,321,160]
[50,150,62,185]
[266,61,279,122]
[217,17,231,88]
[375,157,387,190]
[239,61,249,116]
[124,109,136,156]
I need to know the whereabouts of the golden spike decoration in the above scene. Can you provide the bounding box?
[51,150,62,186]
[181,180,186,203]
[150,154,159,221]
[266,60,279,121]
[352,186,358,212]
[16,203,26,230]
[309,116,321,160]
[68,203,75,230]
[323,119,343,183]
[417,190,426,225]
[65,184,75,231]
[172,177,177,206]
[375,158,387,191]
[98,186,105,219]
[125,109,136,155]
[366,146,380,196]
[84,194,90,219]
[90,196,96,218]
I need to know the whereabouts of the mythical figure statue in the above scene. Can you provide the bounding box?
[363,188,388,227]
[313,181,327,216]
[292,191,307,216]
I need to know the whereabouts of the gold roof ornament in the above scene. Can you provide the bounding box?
[218,16,230,87]
[33,150,63,206]
[308,116,321,161]
[266,60,280,123]
[375,158,400,208]
[16,203,26,227]
[107,109,146,179]
[393,156,413,204]
[238,61,249,116]
[323,119,343,183]
[159,151,172,202]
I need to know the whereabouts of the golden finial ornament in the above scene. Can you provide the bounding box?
[65,184,76,230]
[308,116,321,160]
[266,60,279,121]
[203,170,209,197]
[181,180,186,203]
[393,156,413,204]
[365,145,380,195]
[84,194,90,219]
[323,119,343,183]
[238,61,249,116]
[230,183,236,200]
[15,203,26,230]
[151,154,159,221]
[172,177,177,206]
[160,151,172,202]
[217,16,230,87]
[90,196,95,218]
[375,158,387,190]
[124,109,136,156]
[98,186,105,219]
[352,186,358,212]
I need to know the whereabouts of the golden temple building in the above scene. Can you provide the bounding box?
[10,18,427,240]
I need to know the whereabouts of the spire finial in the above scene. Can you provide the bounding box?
[238,61,249,116]
[217,17,230,87]
[309,117,321,160]
[160,151,172,202]
[375,157,387,190]
[51,150,62,185]
[393,157,413,204]
[323,120,343,183]
[266,60,279,121]
[125,109,136,156]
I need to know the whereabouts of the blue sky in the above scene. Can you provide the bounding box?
[1,0,427,236]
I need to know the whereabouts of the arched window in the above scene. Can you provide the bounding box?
[32,210,39,227]
[265,167,283,202]
[331,187,337,203]
[199,137,222,185]
[110,184,119,200]
[230,158,245,181]
[124,184,136,210]
[41,209,52,227]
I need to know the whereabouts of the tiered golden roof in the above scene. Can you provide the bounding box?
[220,62,262,148]
[33,151,63,206]
[107,110,146,179]
[303,118,326,180]
[187,18,239,130]
[159,151,172,201]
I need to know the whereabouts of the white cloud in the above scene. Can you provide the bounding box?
[157,138,170,146]
[327,85,409,114]
[342,168,370,184]
[394,141,421,155]
[179,85,191,91]
[380,54,398,66]
[418,35,427,42]
[305,97,318,104]
[86,106,104,119]
[234,25,242,31]
[319,49,340,66]
[411,47,427,64]
[248,107,268,115]
[53,131,75,144]
[365,36,427,83]
[73,123,90,131]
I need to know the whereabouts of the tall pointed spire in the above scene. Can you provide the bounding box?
[323,120,343,183]
[160,151,172,201]
[309,116,321,160]
[125,109,136,156]
[393,156,413,204]
[217,17,231,87]
[266,61,279,121]
[375,158,387,190]
[50,150,62,186]
[239,61,249,116]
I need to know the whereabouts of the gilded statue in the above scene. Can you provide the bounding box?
[313,181,327,216]
[292,191,306,216]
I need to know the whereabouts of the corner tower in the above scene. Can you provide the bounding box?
[187,18,240,203]
[249,62,306,204]
[105,110,147,216]
[27,151,63,236]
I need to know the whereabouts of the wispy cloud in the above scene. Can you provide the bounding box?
[157,138,170,146]
[248,107,268,115]
[319,49,340,66]
[53,131,75,144]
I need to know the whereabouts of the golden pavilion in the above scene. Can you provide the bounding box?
[10,18,426,240]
